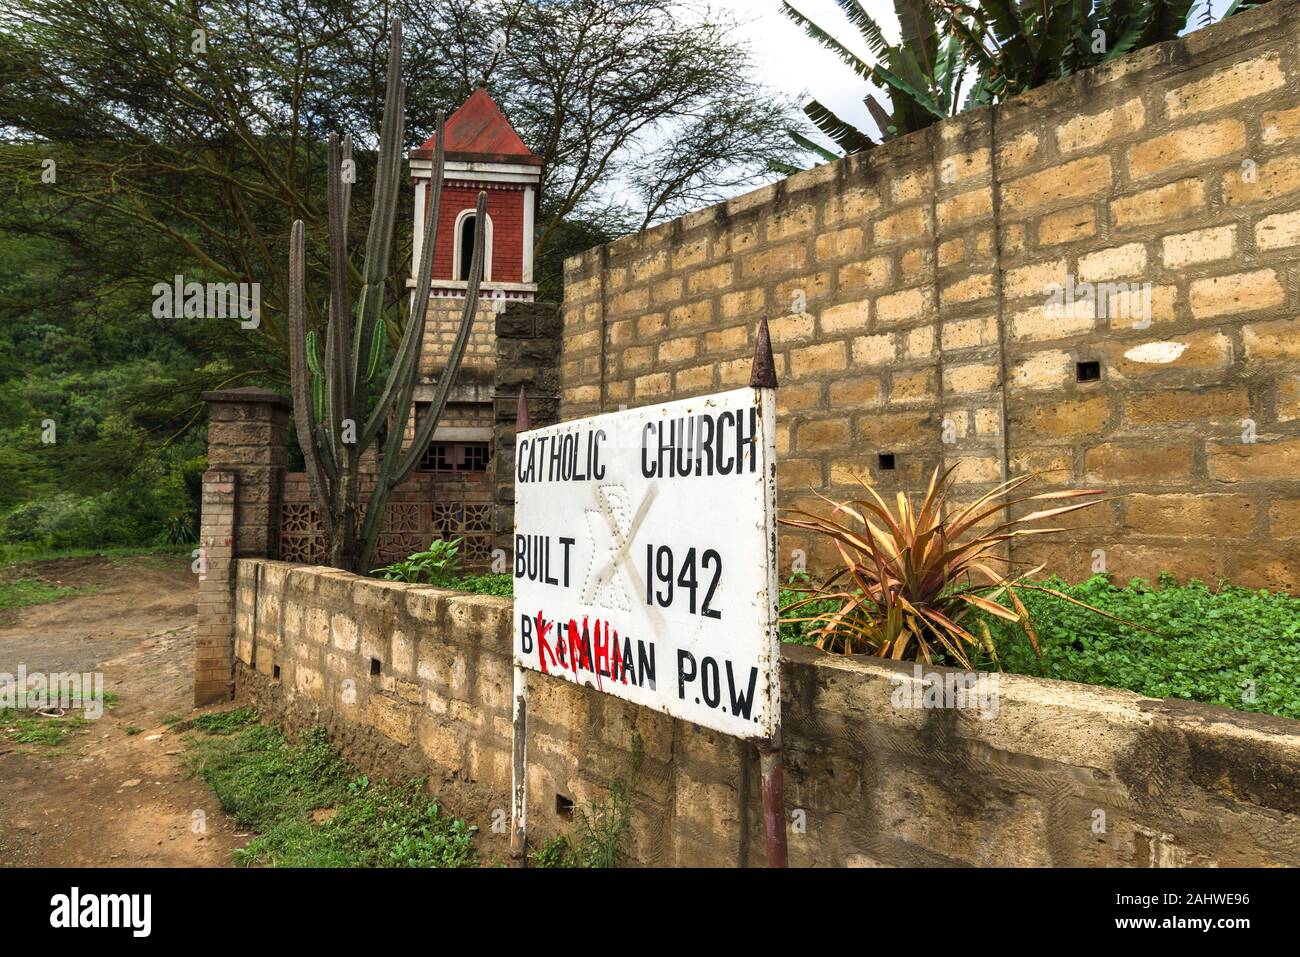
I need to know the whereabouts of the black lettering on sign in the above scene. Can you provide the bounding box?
[640,407,758,479]
[517,429,607,484]
[646,544,722,619]
[514,534,576,587]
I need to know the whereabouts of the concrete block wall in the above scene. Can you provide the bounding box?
[559,2,1300,591]
[232,558,1300,866]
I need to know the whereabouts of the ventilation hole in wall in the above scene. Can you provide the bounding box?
[555,794,574,819]
[370,658,382,676]
[1076,360,1101,382]
[877,452,896,471]
[272,664,281,681]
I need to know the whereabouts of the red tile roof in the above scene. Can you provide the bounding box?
[413,85,541,165]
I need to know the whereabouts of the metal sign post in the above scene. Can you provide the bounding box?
[749,316,787,868]
[509,320,786,867]
[509,387,530,868]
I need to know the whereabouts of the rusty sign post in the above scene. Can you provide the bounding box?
[510,387,530,868]
[750,316,787,868]
[509,320,786,867]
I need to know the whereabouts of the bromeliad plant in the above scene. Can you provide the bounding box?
[287,18,488,573]
[779,466,1131,667]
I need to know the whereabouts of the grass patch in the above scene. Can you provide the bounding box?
[447,573,512,597]
[185,721,477,867]
[0,707,88,747]
[0,543,191,569]
[0,578,81,611]
[191,705,259,735]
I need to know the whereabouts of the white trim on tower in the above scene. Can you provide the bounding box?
[452,208,494,283]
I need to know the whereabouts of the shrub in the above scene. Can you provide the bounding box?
[973,574,1300,719]
[372,537,462,586]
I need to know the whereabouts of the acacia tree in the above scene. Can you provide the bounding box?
[0,0,804,369]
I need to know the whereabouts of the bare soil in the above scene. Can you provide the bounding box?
[0,554,247,867]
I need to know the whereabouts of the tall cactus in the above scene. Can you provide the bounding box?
[287,17,488,573]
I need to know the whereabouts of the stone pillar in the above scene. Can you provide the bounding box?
[493,301,562,562]
[195,387,291,705]
[195,470,236,705]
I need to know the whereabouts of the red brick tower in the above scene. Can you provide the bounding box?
[409,84,541,304]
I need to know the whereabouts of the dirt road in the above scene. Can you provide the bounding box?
[0,554,247,867]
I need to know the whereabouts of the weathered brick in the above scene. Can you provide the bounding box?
[937,188,993,228]
[1223,153,1300,205]
[1009,350,1072,390]
[1256,208,1300,250]
[1110,178,1205,229]
[1123,385,1249,424]
[941,315,998,351]
[1164,54,1285,119]
[1003,156,1111,212]
[1127,119,1245,179]
[815,225,864,260]
[819,299,871,334]
[1209,436,1300,482]
[769,313,816,344]
[837,256,893,292]
[875,287,930,327]
[1084,443,1194,483]
[1161,225,1235,268]
[1078,243,1147,282]
[851,333,897,366]
[1057,99,1144,153]
[1263,104,1300,145]
[798,417,851,451]
[1189,269,1285,318]
[1124,494,1256,539]
[1013,395,1110,437]
[829,376,883,408]
[1243,318,1300,362]
[1006,258,1068,300]
[943,362,1000,394]
[1038,206,1096,245]
[791,340,847,376]
[1011,303,1095,341]
[873,206,930,245]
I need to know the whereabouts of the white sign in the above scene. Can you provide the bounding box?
[512,387,780,740]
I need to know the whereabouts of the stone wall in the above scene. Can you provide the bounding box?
[231,558,1300,866]
[559,3,1300,591]
[491,300,563,559]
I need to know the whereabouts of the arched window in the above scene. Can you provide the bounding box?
[453,209,493,282]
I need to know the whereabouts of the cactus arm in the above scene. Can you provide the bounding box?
[366,319,385,382]
[389,189,488,487]
[360,186,485,569]
[321,314,340,466]
[286,219,335,535]
[326,133,354,436]
[352,20,408,417]
[359,110,446,452]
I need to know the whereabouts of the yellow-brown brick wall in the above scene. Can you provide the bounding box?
[559,2,1300,591]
